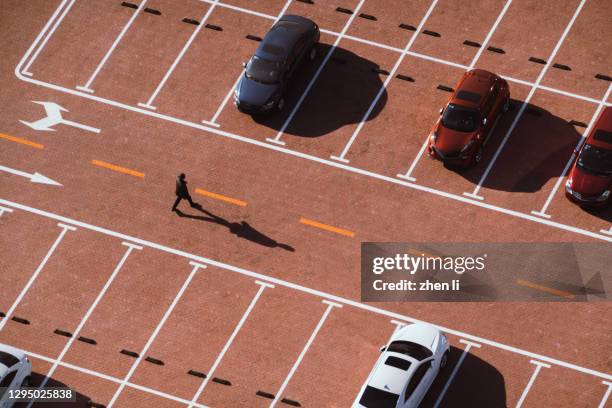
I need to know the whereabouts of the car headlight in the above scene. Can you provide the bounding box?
[460,139,475,153]
[262,99,276,110]
[597,190,610,201]
[233,87,240,100]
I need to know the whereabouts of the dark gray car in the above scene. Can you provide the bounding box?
[234,15,320,114]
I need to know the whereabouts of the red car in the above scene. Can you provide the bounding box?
[428,69,510,166]
[565,107,612,206]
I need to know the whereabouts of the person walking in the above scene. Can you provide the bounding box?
[172,173,197,211]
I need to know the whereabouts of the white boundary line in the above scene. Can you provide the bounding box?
[515,360,551,408]
[266,0,366,146]
[108,261,204,407]
[330,0,439,163]
[188,280,273,407]
[466,0,587,199]
[433,339,482,408]
[0,222,75,331]
[270,300,341,407]
[0,206,14,217]
[27,241,142,408]
[599,381,612,408]
[2,199,610,382]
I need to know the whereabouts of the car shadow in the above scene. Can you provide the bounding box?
[176,206,295,251]
[14,371,96,407]
[583,205,612,223]
[420,346,507,408]
[447,100,582,194]
[251,43,387,137]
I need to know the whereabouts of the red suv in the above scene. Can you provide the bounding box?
[565,107,612,206]
[428,69,510,166]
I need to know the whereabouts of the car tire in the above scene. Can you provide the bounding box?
[308,46,317,61]
[277,97,285,112]
[474,147,483,164]
[503,97,510,113]
[440,352,449,369]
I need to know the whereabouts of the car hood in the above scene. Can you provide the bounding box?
[568,165,612,195]
[397,323,439,350]
[237,75,280,106]
[434,125,475,154]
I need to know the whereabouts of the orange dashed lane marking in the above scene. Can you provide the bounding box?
[516,279,576,300]
[91,160,145,178]
[0,133,44,149]
[299,217,355,237]
[194,188,247,207]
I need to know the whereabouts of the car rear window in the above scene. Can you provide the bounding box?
[456,90,481,103]
[261,43,285,57]
[385,355,412,371]
[593,129,612,144]
[359,386,399,407]
[387,341,433,361]
[0,351,19,368]
[442,103,479,132]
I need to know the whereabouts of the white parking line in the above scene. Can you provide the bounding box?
[76,0,149,93]
[199,0,276,21]
[23,348,210,408]
[433,339,482,408]
[266,0,366,146]
[270,300,342,407]
[0,206,14,217]
[3,200,610,382]
[330,0,439,163]
[188,280,274,407]
[0,222,75,331]
[600,227,612,236]
[27,241,142,408]
[107,261,205,407]
[599,381,612,408]
[397,0,513,182]
[515,360,551,408]
[464,0,587,200]
[204,0,293,126]
[22,0,75,76]
[531,83,612,218]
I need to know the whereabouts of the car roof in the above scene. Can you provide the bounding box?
[255,15,315,61]
[367,352,416,395]
[587,107,612,149]
[450,69,497,109]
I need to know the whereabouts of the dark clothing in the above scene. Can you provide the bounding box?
[172,176,195,211]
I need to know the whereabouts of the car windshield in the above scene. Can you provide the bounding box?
[245,56,282,84]
[359,386,399,407]
[442,104,479,132]
[387,341,433,361]
[577,144,612,176]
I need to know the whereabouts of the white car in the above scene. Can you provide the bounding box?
[353,323,450,408]
[0,343,32,408]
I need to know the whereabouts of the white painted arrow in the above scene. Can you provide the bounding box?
[0,165,62,186]
[20,101,100,133]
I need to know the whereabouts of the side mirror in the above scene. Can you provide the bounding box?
[482,117,488,126]
[242,62,247,69]
[439,108,444,115]
[379,346,386,353]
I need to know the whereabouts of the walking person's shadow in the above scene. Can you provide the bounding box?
[176,205,295,252]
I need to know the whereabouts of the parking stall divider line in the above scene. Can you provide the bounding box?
[330,0,440,163]
[76,0,149,93]
[26,241,142,408]
[199,0,277,22]
[107,261,204,407]
[0,222,75,331]
[466,0,587,199]
[22,349,210,408]
[599,381,612,408]
[138,0,221,111]
[204,0,293,126]
[188,280,273,407]
[269,300,342,407]
[515,360,551,408]
[0,206,14,217]
[2,198,612,381]
[266,0,367,146]
[532,83,612,218]
[21,0,73,76]
[397,0,514,182]
[433,339,482,408]
[600,227,612,236]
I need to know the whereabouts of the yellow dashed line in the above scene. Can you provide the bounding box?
[516,279,575,300]
[299,217,355,237]
[91,160,145,178]
[195,188,247,207]
[0,133,44,149]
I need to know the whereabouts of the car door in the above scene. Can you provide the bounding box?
[0,370,18,408]
[401,360,434,407]
[480,87,498,143]
[290,37,306,76]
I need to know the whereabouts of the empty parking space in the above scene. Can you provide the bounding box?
[475,0,582,82]
[285,0,360,33]
[220,0,288,17]
[108,387,186,408]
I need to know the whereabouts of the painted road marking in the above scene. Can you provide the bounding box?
[270,300,342,407]
[195,188,247,207]
[20,101,101,133]
[516,279,575,300]
[28,242,142,408]
[0,223,75,331]
[600,227,612,236]
[467,0,513,69]
[1,200,611,381]
[76,0,149,93]
[0,165,61,186]
[266,0,366,146]
[299,217,355,238]
[466,0,587,199]
[91,159,145,178]
[331,0,439,163]
[433,339,482,408]
[108,261,204,407]
[0,206,14,217]
[599,381,612,408]
[188,280,273,407]
[0,133,44,149]
[516,360,551,408]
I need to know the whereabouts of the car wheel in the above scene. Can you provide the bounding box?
[503,98,510,113]
[440,352,449,369]
[277,97,285,112]
[474,147,483,164]
[308,46,317,61]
